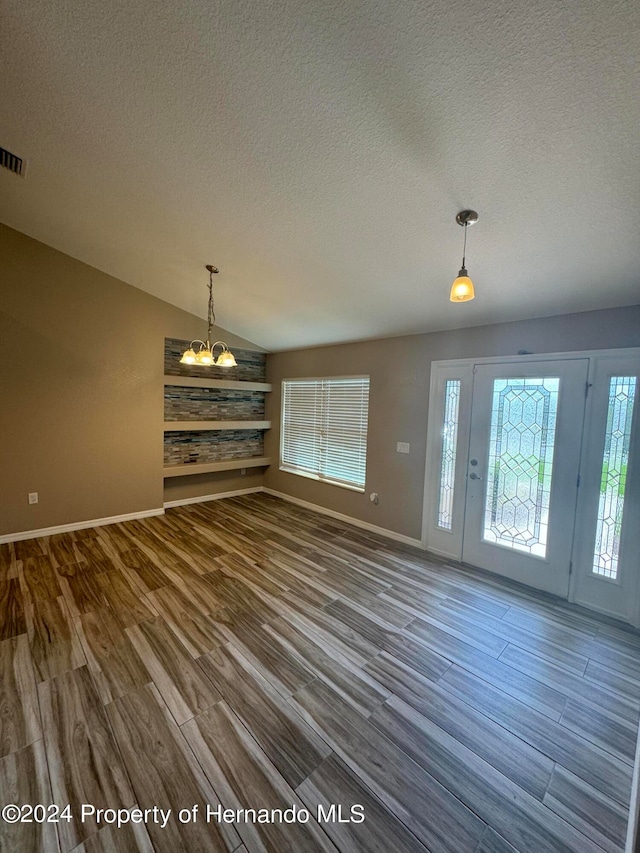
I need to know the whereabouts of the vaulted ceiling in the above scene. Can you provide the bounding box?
[1,0,639,350]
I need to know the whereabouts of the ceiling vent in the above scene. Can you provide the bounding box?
[0,146,25,177]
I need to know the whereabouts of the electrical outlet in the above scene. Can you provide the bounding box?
[396,442,410,454]
[241,468,246,475]
[28,492,38,505]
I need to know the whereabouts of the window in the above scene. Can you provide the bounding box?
[280,377,370,491]
[592,376,637,580]
[437,379,461,530]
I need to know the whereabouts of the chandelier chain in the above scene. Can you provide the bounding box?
[207,268,216,340]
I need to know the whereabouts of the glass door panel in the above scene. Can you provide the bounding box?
[592,376,636,579]
[483,377,559,557]
[462,359,589,597]
[571,356,640,623]
[437,379,462,531]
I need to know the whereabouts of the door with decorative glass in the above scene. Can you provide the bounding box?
[425,351,640,622]
[461,359,589,598]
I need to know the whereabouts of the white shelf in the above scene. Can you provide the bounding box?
[164,420,270,432]
[163,457,272,478]
[164,376,271,392]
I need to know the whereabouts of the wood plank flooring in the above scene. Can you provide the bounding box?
[0,493,639,852]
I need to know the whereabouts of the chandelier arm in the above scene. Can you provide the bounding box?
[189,340,208,350]
[211,340,230,353]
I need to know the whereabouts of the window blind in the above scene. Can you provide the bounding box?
[281,377,370,491]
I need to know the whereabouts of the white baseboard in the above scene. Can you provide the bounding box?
[1,488,421,550]
[572,595,635,627]
[164,486,263,509]
[420,542,460,561]
[0,507,165,544]
[262,488,424,549]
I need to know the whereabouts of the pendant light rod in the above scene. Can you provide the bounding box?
[461,220,468,269]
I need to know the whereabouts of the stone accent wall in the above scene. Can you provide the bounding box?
[163,338,268,471]
[164,338,266,382]
[164,429,265,466]
[164,387,265,421]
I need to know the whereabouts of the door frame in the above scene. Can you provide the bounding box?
[421,347,640,624]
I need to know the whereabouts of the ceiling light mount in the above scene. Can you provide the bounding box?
[455,209,478,227]
[179,265,237,367]
[450,209,478,303]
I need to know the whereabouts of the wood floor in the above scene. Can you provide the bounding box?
[1,493,639,853]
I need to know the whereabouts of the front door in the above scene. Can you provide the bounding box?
[461,359,589,598]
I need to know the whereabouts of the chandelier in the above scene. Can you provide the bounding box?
[180,265,237,367]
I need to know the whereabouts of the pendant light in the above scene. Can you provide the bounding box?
[450,209,478,302]
[180,265,237,367]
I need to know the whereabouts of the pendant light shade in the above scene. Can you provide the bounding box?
[450,210,478,303]
[179,265,237,368]
[450,269,475,302]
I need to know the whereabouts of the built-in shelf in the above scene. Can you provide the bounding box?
[163,457,272,478]
[163,349,269,481]
[163,376,272,392]
[164,420,271,432]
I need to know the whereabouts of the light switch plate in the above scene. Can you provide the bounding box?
[396,442,410,454]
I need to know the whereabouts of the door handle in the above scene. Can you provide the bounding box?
[469,472,483,481]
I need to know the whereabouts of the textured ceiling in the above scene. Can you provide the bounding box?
[1,0,639,350]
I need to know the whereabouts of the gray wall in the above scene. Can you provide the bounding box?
[265,305,640,540]
[0,223,264,536]
[3,220,639,543]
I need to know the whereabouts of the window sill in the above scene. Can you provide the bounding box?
[279,466,365,493]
